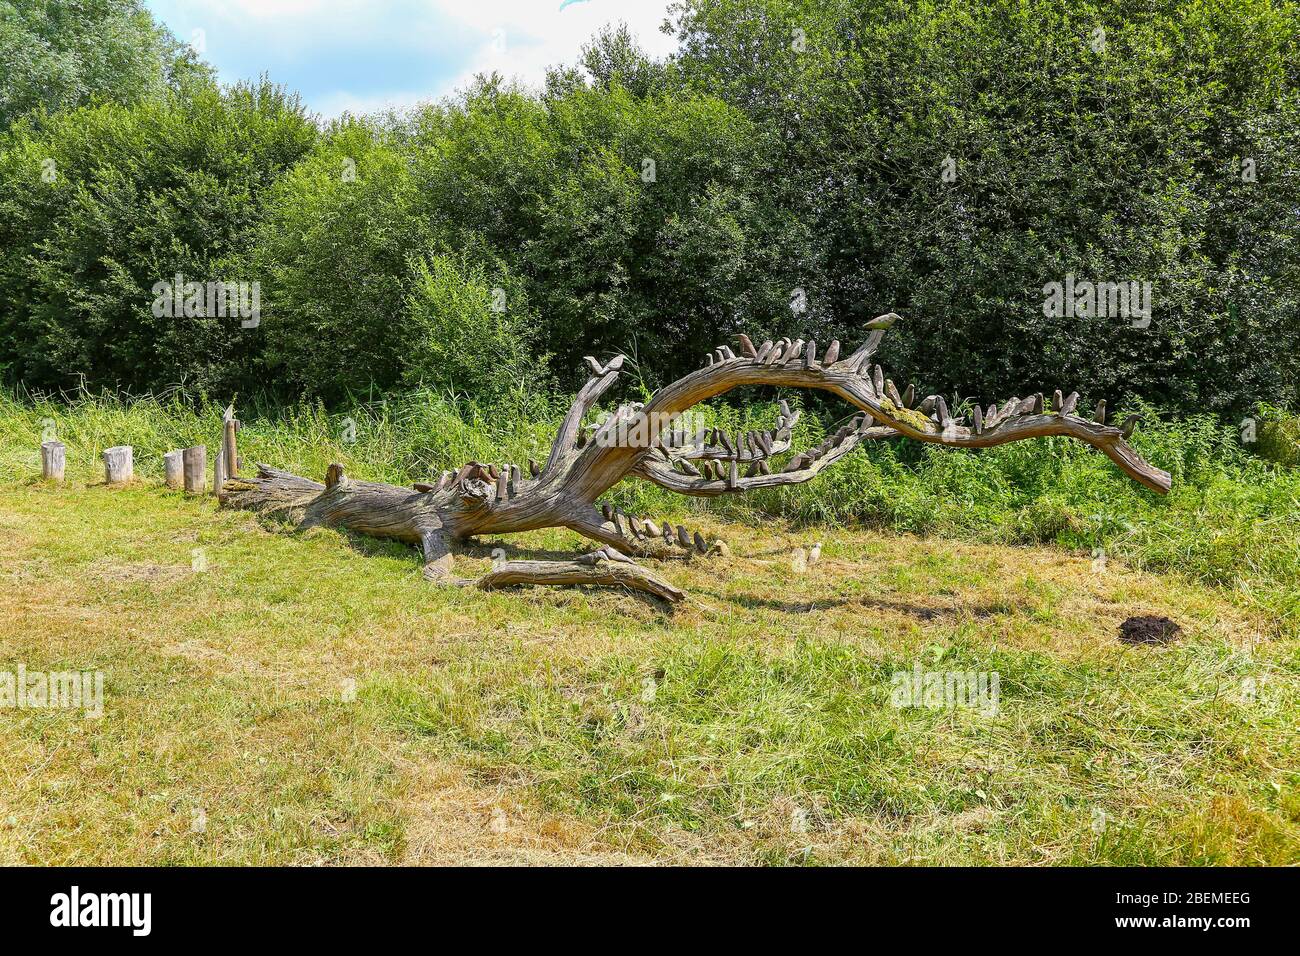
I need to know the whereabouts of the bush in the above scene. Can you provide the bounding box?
[402,253,540,402]
[1256,403,1300,467]
[406,76,796,390]
[247,75,788,398]
[0,79,317,393]
[252,117,427,400]
[670,0,1300,417]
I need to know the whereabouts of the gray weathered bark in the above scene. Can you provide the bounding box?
[164,450,184,489]
[41,441,65,482]
[103,445,133,484]
[183,445,206,494]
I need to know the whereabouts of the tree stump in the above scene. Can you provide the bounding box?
[223,418,239,479]
[103,446,133,484]
[41,441,65,482]
[164,450,184,489]
[182,445,206,494]
[213,447,226,499]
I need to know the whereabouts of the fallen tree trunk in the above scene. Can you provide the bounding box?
[221,315,1171,601]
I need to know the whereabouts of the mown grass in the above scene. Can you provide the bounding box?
[1,388,1297,865]
[0,472,1295,865]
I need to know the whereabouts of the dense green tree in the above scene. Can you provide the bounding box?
[250,118,429,400]
[251,112,542,403]
[577,22,671,98]
[667,0,1300,415]
[0,80,316,392]
[252,74,803,396]
[0,0,209,129]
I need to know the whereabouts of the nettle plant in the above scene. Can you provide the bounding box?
[222,314,1170,602]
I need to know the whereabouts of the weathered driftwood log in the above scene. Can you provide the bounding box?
[103,446,133,484]
[221,315,1171,602]
[41,441,65,482]
[478,551,685,603]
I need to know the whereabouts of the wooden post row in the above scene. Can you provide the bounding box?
[44,415,233,494]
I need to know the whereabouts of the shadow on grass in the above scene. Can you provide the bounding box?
[719,591,1013,621]
[228,517,686,613]
[456,538,578,563]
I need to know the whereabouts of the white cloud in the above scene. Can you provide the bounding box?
[312,89,438,120]
[151,0,680,118]
[433,0,680,99]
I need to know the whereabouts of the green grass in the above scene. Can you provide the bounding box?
[0,389,1297,864]
[5,386,1298,630]
[1258,403,1300,468]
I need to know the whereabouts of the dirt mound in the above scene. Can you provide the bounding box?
[1119,615,1182,645]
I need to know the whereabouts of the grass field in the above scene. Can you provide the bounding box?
[1,462,1296,865]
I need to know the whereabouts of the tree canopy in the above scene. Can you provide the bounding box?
[1,0,1296,416]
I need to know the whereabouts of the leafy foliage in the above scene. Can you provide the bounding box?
[669,0,1300,415]
[251,117,424,399]
[0,0,1297,421]
[0,80,317,392]
[0,0,209,129]
[402,253,539,401]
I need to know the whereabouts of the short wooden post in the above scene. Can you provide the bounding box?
[103,445,133,484]
[41,441,65,482]
[223,418,239,479]
[164,450,184,489]
[213,446,226,498]
[182,445,206,494]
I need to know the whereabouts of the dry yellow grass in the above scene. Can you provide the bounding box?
[0,476,1294,865]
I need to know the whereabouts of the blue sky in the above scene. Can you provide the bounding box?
[144,0,678,118]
